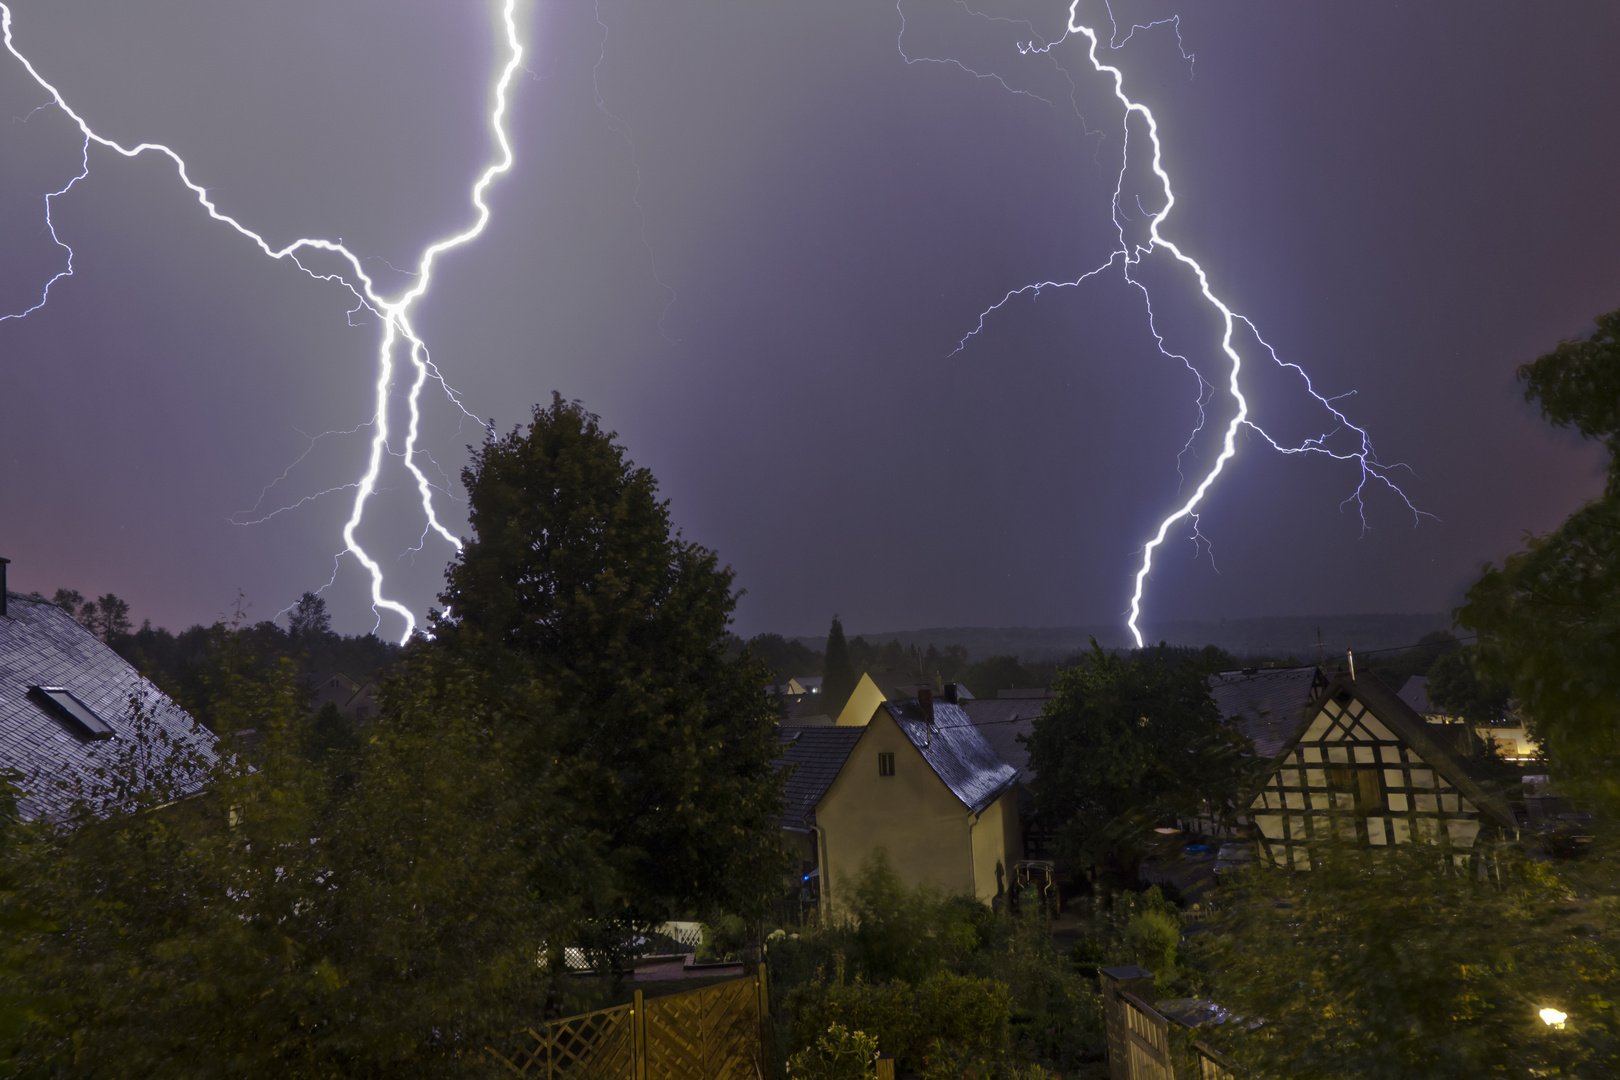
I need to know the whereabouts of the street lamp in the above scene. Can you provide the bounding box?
[1539,1007,1567,1031]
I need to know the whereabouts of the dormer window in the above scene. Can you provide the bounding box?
[31,686,115,740]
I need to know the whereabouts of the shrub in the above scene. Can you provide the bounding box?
[787,1023,879,1080]
[784,972,1009,1076]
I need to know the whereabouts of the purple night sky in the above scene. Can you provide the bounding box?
[1,0,1617,642]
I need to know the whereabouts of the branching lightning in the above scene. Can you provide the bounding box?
[936,1,1430,647]
[0,0,527,643]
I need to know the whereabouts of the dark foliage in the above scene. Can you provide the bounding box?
[1459,305,1620,806]
[821,616,857,720]
[1026,643,1255,882]
[750,632,824,681]
[770,854,1101,1078]
[0,636,579,1078]
[434,394,787,939]
[1201,840,1620,1079]
[1426,645,1512,728]
[958,655,1038,699]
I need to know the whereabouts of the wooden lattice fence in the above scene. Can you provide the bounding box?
[493,966,769,1080]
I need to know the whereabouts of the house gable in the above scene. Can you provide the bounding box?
[1249,675,1516,869]
[834,673,887,726]
[814,709,976,906]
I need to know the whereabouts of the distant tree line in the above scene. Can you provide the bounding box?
[37,584,401,733]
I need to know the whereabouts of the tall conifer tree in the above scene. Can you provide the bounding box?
[822,615,856,721]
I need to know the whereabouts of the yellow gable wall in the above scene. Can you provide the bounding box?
[970,787,1023,903]
[835,673,888,726]
[816,711,1020,911]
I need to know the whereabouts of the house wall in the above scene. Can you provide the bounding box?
[835,673,888,727]
[1250,689,1494,869]
[968,787,1023,904]
[816,712,973,911]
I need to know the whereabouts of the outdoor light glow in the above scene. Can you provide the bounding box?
[1540,1007,1567,1029]
[0,1,528,643]
[938,1,1428,646]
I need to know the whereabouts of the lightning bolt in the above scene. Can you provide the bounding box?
[939,2,1429,648]
[0,1,526,643]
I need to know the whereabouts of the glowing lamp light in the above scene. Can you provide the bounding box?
[1153,827,1182,835]
[1539,1007,1568,1030]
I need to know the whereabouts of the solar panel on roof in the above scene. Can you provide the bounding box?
[31,686,115,740]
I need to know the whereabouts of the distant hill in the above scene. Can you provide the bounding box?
[791,613,1455,665]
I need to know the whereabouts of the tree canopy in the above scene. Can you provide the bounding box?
[1202,842,1620,1079]
[821,616,856,720]
[1025,643,1253,882]
[434,394,786,934]
[1458,305,1620,805]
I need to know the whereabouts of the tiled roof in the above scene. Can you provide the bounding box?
[958,698,1041,784]
[775,693,832,724]
[868,671,933,700]
[881,700,1018,814]
[1398,675,1436,715]
[1209,667,1326,757]
[0,591,218,820]
[774,725,864,831]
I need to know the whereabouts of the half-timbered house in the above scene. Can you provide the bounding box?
[1247,673,1518,868]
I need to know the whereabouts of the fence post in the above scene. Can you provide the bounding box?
[634,989,646,1080]
[875,1052,895,1080]
[1100,965,1157,1080]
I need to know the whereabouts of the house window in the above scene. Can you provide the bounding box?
[31,686,115,740]
[877,752,895,777]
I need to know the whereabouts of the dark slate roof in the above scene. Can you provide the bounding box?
[775,693,832,724]
[959,698,1041,784]
[774,725,864,832]
[868,671,933,700]
[881,699,1018,814]
[1399,675,1436,716]
[1209,667,1326,757]
[0,591,218,820]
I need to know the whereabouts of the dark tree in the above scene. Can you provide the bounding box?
[1458,306,1620,802]
[748,632,823,682]
[435,395,786,934]
[958,655,1036,698]
[1026,643,1253,882]
[285,591,332,639]
[85,594,131,642]
[821,615,856,719]
[1425,647,1511,729]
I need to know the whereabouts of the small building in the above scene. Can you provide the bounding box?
[1245,674,1517,868]
[1398,674,1539,762]
[812,692,1020,910]
[0,580,217,819]
[305,671,379,721]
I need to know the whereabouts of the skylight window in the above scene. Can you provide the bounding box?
[32,686,115,740]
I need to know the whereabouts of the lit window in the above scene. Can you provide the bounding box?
[31,686,114,740]
[878,752,895,777]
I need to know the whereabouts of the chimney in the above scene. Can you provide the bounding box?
[943,682,959,704]
[0,557,9,619]
[918,686,934,725]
